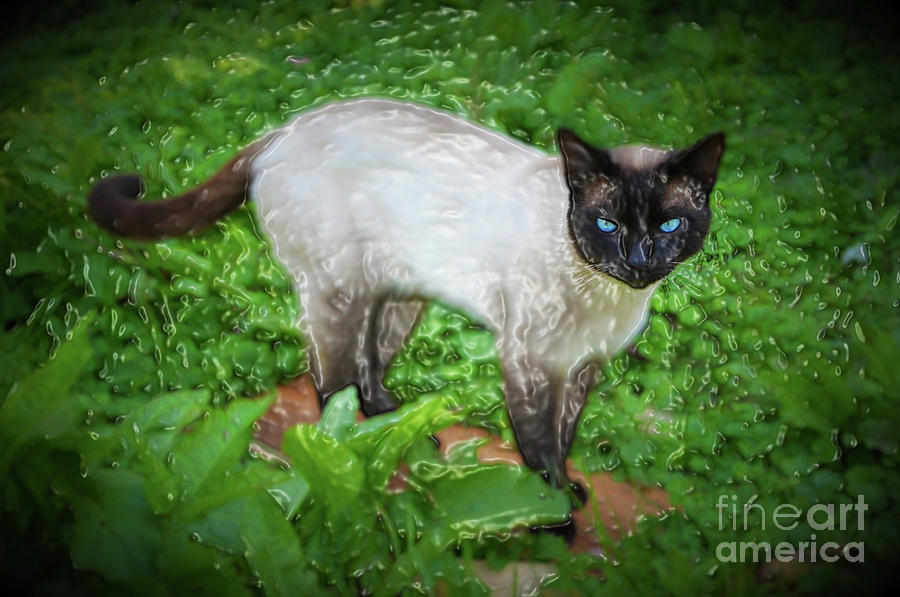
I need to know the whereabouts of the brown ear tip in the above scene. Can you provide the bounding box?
[693,132,725,164]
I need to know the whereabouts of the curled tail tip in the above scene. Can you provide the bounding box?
[89,173,144,200]
[87,145,255,240]
[87,174,145,235]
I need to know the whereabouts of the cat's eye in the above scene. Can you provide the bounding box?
[659,218,681,233]
[596,217,618,233]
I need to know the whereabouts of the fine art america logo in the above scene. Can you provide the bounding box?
[715,494,867,563]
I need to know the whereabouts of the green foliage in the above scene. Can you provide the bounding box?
[2,0,898,594]
[0,327,572,594]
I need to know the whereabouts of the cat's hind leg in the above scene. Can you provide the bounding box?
[500,350,597,494]
[301,288,423,417]
[359,296,424,416]
[301,286,372,404]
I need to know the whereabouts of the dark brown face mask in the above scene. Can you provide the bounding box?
[559,129,724,289]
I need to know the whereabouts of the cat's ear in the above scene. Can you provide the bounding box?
[557,128,618,195]
[663,132,725,195]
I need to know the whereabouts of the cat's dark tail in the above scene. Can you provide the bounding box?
[87,139,266,240]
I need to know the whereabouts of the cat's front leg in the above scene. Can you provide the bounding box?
[501,351,568,487]
[502,353,599,491]
[554,361,600,479]
[503,357,565,486]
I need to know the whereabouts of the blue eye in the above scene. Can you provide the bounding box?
[659,218,681,233]
[596,218,618,233]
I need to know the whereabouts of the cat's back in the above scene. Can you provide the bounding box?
[252,98,547,190]
[251,99,565,303]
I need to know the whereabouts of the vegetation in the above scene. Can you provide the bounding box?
[1,1,897,594]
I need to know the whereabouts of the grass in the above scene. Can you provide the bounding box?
[1,0,898,594]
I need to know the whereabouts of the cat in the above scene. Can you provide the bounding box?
[88,98,724,489]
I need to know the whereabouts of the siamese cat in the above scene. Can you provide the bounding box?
[89,98,724,488]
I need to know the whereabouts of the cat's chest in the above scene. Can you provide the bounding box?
[524,272,657,369]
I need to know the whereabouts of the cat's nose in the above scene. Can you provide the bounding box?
[626,237,652,269]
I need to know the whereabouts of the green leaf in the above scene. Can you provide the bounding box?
[281,423,365,515]
[154,394,274,512]
[318,385,360,442]
[176,459,307,525]
[128,389,213,433]
[69,469,164,584]
[427,465,570,547]
[267,475,311,521]
[664,22,716,66]
[0,323,93,475]
[349,392,465,491]
[186,497,247,555]
[241,494,319,596]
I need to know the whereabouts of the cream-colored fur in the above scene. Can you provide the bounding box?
[251,99,657,384]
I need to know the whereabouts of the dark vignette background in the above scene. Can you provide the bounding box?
[1,0,898,595]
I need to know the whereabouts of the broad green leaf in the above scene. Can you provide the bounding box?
[186,498,247,555]
[241,494,319,596]
[69,469,163,583]
[281,423,365,515]
[175,459,307,524]
[128,389,213,434]
[118,390,215,475]
[0,324,92,475]
[427,465,569,547]
[155,394,273,512]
